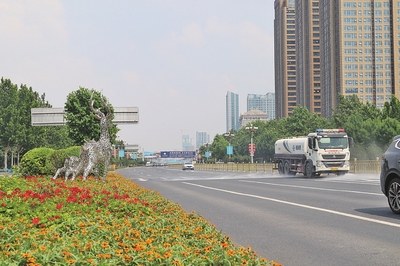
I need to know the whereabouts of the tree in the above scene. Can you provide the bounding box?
[0,78,71,169]
[64,87,119,145]
[210,134,229,161]
[382,95,400,120]
[0,78,18,169]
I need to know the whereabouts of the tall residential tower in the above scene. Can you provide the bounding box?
[275,0,400,119]
[274,0,296,119]
[226,91,239,132]
[320,0,400,118]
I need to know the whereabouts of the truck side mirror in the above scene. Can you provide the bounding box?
[349,137,354,148]
[308,137,313,149]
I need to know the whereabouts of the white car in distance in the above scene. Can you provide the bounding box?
[182,162,194,170]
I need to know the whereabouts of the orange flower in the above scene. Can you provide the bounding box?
[134,244,144,251]
[27,257,36,263]
[164,252,172,258]
[227,250,235,256]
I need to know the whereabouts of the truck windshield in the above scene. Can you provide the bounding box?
[317,137,348,149]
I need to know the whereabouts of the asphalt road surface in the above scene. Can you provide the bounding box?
[117,166,400,266]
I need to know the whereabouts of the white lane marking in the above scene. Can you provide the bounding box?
[182,182,400,228]
[137,178,148,181]
[239,180,382,196]
[321,180,380,186]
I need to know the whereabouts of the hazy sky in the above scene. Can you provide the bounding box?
[0,1,274,152]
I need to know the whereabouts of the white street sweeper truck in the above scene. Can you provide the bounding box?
[274,129,353,177]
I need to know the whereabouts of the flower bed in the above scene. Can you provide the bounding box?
[0,172,280,265]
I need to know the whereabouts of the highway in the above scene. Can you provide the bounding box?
[118,166,400,266]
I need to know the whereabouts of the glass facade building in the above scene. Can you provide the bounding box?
[247,93,275,119]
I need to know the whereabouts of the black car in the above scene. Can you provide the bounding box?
[380,135,400,214]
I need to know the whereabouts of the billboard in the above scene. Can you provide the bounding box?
[160,151,196,158]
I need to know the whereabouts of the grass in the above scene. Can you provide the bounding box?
[0,172,280,265]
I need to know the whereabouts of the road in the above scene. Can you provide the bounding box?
[117,166,400,266]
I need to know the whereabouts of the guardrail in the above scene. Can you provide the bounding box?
[169,159,382,174]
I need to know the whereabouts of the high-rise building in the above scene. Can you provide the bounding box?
[275,0,400,119]
[247,94,267,112]
[320,0,400,118]
[274,0,296,119]
[296,0,322,115]
[247,93,275,119]
[182,134,193,151]
[196,131,209,149]
[226,91,239,132]
[266,92,276,119]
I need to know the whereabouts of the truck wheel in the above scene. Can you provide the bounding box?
[278,161,284,174]
[284,161,290,175]
[388,178,400,214]
[305,162,315,178]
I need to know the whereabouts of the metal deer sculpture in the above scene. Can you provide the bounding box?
[52,155,80,181]
[70,92,113,183]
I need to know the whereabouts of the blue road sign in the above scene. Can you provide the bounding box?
[160,151,196,158]
[227,146,233,155]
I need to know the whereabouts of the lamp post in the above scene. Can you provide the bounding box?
[245,124,258,164]
[224,132,235,160]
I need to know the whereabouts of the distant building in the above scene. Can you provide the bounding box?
[226,91,239,132]
[196,131,209,149]
[247,93,275,120]
[182,134,194,151]
[239,110,269,128]
[247,94,267,113]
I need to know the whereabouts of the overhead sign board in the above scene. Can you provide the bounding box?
[31,107,139,126]
[160,151,196,158]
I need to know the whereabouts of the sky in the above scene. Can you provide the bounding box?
[0,1,275,152]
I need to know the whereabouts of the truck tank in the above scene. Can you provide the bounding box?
[275,137,308,155]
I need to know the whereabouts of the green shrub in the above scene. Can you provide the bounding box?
[48,146,82,171]
[64,146,81,157]
[20,147,55,176]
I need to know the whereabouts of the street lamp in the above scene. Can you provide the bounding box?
[245,124,258,164]
[224,132,235,160]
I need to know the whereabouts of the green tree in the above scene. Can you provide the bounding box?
[0,78,18,169]
[382,95,400,120]
[0,78,75,169]
[210,134,229,161]
[64,87,119,145]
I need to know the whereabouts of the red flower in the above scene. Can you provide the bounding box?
[32,217,40,225]
[56,202,63,210]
